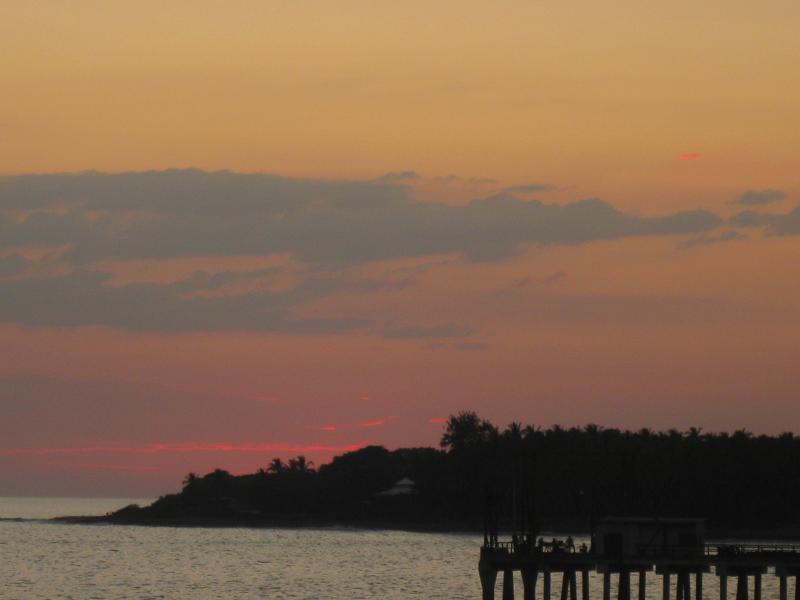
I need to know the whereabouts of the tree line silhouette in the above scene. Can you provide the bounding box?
[111,412,800,533]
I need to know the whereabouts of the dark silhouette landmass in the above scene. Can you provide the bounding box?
[73,413,800,536]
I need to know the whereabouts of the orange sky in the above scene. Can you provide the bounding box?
[1,2,799,495]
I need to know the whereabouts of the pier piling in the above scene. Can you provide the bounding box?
[638,570,646,600]
[682,572,694,600]
[503,570,514,600]
[736,574,747,600]
[618,570,630,600]
[544,570,552,600]
[480,564,497,600]
[582,571,590,600]
[522,567,537,600]
[571,570,579,600]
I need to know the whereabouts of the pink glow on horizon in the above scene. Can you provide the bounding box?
[358,420,386,428]
[320,426,337,431]
[0,441,368,457]
[46,461,162,473]
[679,152,702,161]
[429,417,448,424]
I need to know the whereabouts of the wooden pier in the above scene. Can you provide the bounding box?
[480,529,800,600]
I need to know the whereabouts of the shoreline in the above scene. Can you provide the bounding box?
[52,514,487,534]
[49,515,800,541]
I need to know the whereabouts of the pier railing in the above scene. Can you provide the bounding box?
[708,543,800,556]
[483,539,800,558]
[482,540,588,556]
[629,543,800,558]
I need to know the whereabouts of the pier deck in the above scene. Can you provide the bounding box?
[479,542,800,600]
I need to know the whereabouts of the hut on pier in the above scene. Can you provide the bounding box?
[593,517,705,557]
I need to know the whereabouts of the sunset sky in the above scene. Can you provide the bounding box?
[2,1,799,496]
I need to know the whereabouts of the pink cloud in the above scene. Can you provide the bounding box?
[321,416,397,431]
[429,417,448,424]
[679,153,702,161]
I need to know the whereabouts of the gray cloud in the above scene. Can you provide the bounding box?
[0,254,31,277]
[382,323,474,339]
[516,271,567,287]
[493,290,779,325]
[729,210,773,228]
[454,342,489,351]
[385,259,453,276]
[769,206,800,235]
[767,206,800,235]
[542,271,567,284]
[420,340,488,352]
[376,171,420,182]
[729,205,800,235]
[0,170,729,334]
[0,170,723,265]
[494,271,567,296]
[434,174,498,185]
[679,230,746,249]
[0,268,378,332]
[730,189,786,207]
[504,183,555,194]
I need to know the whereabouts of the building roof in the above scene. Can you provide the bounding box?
[376,477,417,496]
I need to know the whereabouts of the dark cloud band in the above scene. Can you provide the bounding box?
[0,170,722,264]
[0,170,728,334]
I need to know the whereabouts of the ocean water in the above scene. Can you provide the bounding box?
[0,498,792,599]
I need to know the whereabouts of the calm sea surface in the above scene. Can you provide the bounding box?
[0,498,789,599]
